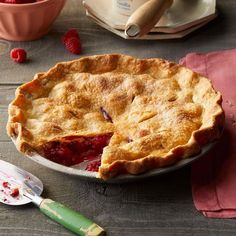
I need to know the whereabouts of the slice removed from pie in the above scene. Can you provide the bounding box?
[7,54,224,180]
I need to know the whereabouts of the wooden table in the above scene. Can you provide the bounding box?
[1,1,236,235]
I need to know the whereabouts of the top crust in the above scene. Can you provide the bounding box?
[7,54,224,179]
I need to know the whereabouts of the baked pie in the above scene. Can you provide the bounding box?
[7,54,224,180]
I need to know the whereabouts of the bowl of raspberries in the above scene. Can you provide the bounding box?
[0,0,66,41]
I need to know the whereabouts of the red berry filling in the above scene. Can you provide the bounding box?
[10,188,19,197]
[39,134,112,171]
[86,159,101,172]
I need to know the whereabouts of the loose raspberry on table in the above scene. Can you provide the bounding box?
[62,29,82,54]
[10,48,27,63]
[62,29,79,44]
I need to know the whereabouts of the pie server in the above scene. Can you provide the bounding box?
[125,0,173,37]
[0,160,105,236]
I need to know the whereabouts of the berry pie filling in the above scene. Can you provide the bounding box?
[37,133,112,171]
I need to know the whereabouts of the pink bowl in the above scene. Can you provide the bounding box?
[0,0,66,41]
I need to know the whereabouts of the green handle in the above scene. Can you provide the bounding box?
[40,199,105,236]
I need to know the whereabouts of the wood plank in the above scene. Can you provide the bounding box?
[1,142,236,236]
[0,86,18,141]
[0,85,17,108]
[0,109,10,142]
[0,1,236,84]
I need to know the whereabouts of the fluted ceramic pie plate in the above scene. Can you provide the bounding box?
[12,138,216,183]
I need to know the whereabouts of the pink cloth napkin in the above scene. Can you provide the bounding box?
[180,49,236,218]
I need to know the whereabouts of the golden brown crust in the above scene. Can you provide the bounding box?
[7,54,224,180]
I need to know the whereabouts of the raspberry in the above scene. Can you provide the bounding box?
[2,182,9,188]
[10,188,19,197]
[3,0,18,3]
[62,29,81,54]
[86,160,101,172]
[62,29,79,44]
[64,37,81,54]
[10,48,27,63]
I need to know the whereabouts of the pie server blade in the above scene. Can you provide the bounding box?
[0,160,105,236]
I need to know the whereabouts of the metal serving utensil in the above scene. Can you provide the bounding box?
[0,160,105,236]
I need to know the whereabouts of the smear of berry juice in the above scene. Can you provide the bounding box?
[0,171,21,203]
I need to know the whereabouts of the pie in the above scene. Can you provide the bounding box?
[7,54,224,180]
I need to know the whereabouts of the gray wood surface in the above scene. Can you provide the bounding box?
[1,0,236,235]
